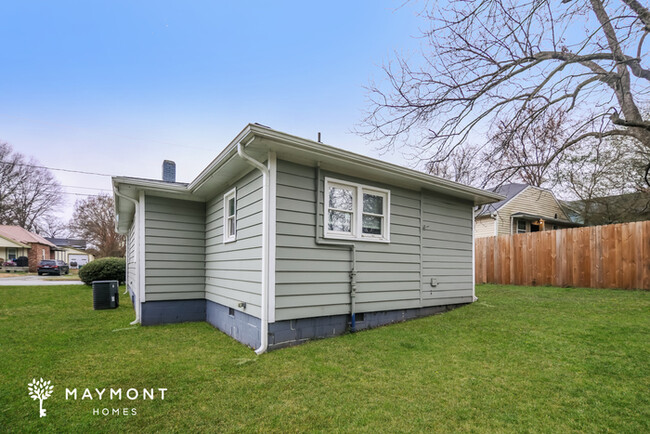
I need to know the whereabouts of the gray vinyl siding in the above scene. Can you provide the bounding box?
[421,190,474,302]
[275,159,474,321]
[126,221,137,294]
[205,170,263,318]
[144,195,206,301]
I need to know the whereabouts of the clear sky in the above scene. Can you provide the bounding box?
[0,1,423,220]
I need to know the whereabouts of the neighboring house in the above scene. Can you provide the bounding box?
[0,225,58,272]
[562,191,650,226]
[113,124,502,353]
[45,238,95,267]
[474,183,579,238]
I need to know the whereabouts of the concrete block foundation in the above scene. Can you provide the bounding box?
[139,299,468,351]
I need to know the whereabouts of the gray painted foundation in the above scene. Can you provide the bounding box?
[140,299,468,351]
[206,300,261,349]
[140,299,206,326]
[268,303,467,350]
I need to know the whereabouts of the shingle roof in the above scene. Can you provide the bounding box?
[0,225,57,248]
[44,237,87,249]
[476,183,528,216]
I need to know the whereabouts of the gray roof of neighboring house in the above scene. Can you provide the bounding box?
[476,183,528,217]
[44,237,88,249]
[561,192,650,225]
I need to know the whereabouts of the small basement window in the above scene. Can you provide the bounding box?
[223,188,237,243]
[324,177,390,242]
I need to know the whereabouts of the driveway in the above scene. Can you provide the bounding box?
[0,275,84,286]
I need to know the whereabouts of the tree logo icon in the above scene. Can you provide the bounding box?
[28,378,54,417]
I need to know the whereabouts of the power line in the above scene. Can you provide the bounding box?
[61,184,112,192]
[60,191,106,197]
[20,189,108,197]
[0,160,115,177]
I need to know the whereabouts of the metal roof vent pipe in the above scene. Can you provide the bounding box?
[162,160,176,183]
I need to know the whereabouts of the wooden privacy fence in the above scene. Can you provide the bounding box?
[475,220,650,290]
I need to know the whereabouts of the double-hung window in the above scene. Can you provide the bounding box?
[324,178,390,242]
[223,188,237,243]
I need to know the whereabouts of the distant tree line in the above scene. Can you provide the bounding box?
[0,141,124,258]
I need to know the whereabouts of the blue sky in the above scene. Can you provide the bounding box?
[0,1,423,220]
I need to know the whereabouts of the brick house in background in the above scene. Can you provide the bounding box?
[0,225,57,272]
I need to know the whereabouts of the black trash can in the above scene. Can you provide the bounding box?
[92,280,119,310]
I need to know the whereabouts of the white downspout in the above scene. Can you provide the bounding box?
[472,207,477,302]
[113,187,141,325]
[237,140,270,355]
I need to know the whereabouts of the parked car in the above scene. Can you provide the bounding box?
[37,260,70,276]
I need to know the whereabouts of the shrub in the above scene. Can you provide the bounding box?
[15,256,28,267]
[79,257,126,286]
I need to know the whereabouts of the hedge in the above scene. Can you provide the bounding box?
[79,257,126,286]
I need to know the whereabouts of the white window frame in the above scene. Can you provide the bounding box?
[516,219,527,234]
[7,248,16,261]
[324,177,390,243]
[223,188,237,244]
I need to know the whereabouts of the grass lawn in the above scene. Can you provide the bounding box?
[0,284,648,433]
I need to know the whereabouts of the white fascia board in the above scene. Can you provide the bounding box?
[249,126,505,206]
[188,124,504,206]
[189,127,256,192]
[115,123,504,208]
[112,178,199,201]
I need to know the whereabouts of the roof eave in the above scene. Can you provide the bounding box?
[189,124,504,206]
[113,123,504,208]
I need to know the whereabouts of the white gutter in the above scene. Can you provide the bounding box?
[188,124,505,206]
[112,187,141,325]
[246,125,505,205]
[237,140,270,355]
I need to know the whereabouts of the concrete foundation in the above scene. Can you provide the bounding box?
[139,299,468,351]
[206,301,261,349]
[140,299,206,326]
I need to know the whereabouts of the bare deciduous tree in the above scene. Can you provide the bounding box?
[488,108,569,187]
[362,0,650,185]
[425,144,485,186]
[69,194,124,258]
[35,215,69,238]
[0,142,63,231]
[557,135,649,223]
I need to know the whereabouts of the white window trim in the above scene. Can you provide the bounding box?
[223,188,237,244]
[516,219,527,234]
[324,177,390,243]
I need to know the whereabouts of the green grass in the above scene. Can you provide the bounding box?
[0,285,648,433]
